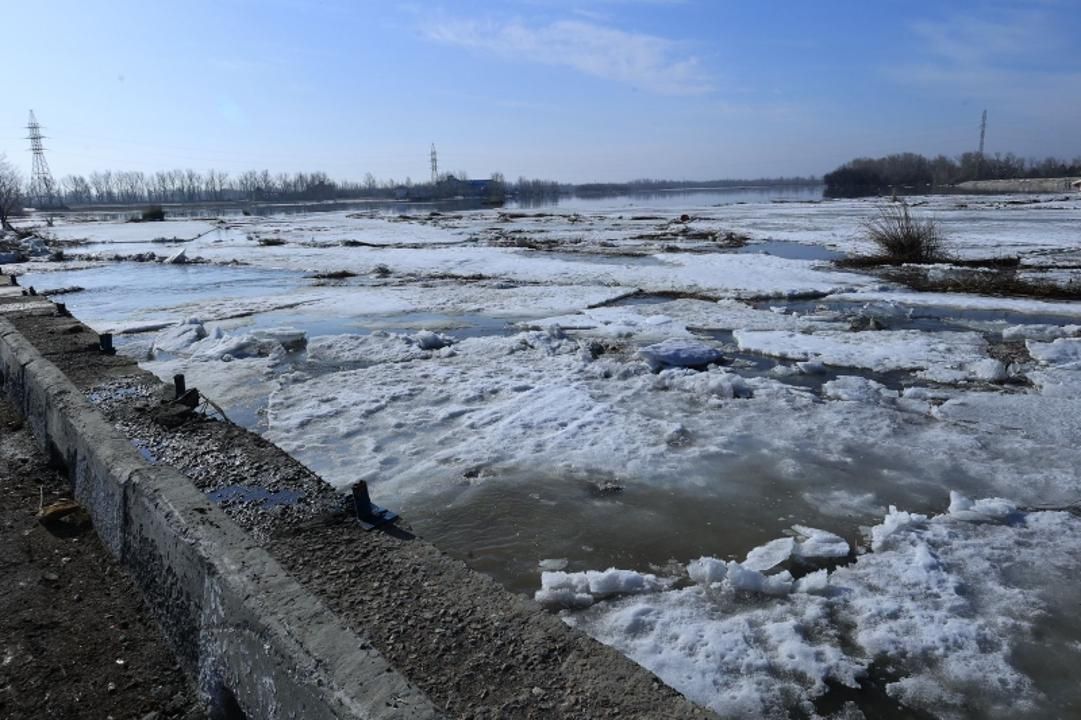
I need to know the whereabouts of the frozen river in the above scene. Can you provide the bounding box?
[10,188,1081,718]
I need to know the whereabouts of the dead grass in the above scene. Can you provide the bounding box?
[882,266,1081,301]
[309,270,357,280]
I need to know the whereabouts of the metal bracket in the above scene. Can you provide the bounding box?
[348,481,398,531]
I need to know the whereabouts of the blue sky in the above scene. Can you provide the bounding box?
[3,0,1079,183]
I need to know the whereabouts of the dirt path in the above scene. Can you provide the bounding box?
[0,396,203,720]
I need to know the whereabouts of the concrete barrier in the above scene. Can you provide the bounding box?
[0,315,439,719]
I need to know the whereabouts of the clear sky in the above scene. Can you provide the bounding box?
[3,0,1079,183]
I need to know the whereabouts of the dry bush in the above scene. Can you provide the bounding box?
[862,202,947,264]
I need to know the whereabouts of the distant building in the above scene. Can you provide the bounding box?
[1072,179,1081,192]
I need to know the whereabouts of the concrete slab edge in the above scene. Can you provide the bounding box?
[0,316,440,720]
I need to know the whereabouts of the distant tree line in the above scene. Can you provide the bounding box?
[36,166,820,208]
[824,152,1081,197]
[570,176,819,197]
[55,168,399,205]
[45,167,530,206]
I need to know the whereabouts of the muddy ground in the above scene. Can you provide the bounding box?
[0,395,204,720]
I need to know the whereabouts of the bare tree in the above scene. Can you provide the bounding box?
[60,174,92,205]
[0,155,25,232]
[206,169,228,201]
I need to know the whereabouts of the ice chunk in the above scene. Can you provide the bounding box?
[164,248,187,264]
[534,567,666,609]
[686,557,728,585]
[538,558,568,571]
[636,339,724,371]
[534,587,595,610]
[971,496,1016,519]
[190,331,284,361]
[586,568,666,596]
[901,386,953,401]
[947,490,975,515]
[822,376,898,403]
[1002,323,1081,342]
[870,506,928,551]
[1028,369,1081,398]
[793,569,830,595]
[727,564,793,595]
[964,358,1008,382]
[791,525,850,559]
[947,491,1017,523]
[253,326,307,351]
[535,570,593,609]
[796,360,826,375]
[412,329,454,350]
[151,318,206,354]
[742,537,795,572]
[1027,337,1081,367]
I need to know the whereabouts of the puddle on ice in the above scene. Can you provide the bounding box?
[19,263,306,328]
[516,250,668,267]
[734,239,845,262]
[401,442,951,596]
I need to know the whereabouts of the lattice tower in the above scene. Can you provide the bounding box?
[26,110,58,207]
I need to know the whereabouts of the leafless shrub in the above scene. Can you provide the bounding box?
[862,202,947,264]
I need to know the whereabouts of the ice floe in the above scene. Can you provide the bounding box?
[557,495,1081,719]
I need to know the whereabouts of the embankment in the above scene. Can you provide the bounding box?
[0,274,715,719]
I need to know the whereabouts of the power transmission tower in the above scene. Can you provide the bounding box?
[978,110,987,156]
[430,143,438,184]
[976,109,987,180]
[26,110,59,208]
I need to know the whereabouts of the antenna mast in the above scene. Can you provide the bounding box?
[26,110,58,208]
[430,143,438,184]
